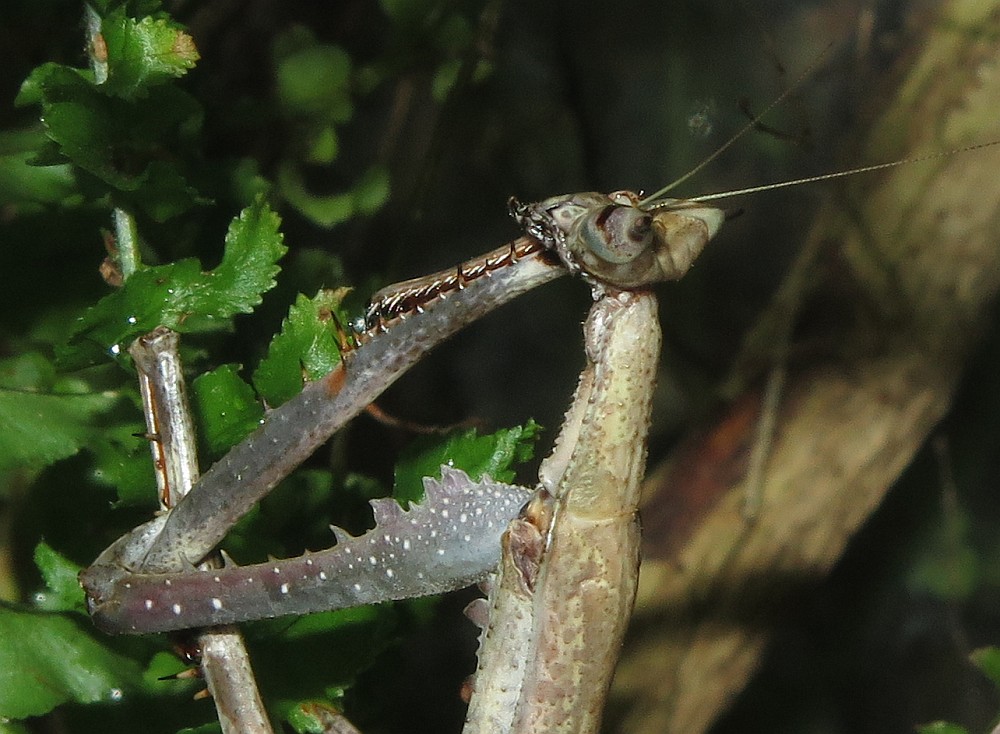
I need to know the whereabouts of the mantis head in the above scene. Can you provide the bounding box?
[511,190,724,289]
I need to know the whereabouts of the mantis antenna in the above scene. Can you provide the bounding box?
[662,139,1000,205]
[640,42,1000,210]
[638,43,834,207]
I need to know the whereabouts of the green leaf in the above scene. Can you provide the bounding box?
[352,165,390,215]
[208,198,287,315]
[432,58,462,102]
[62,199,286,367]
[250,604,400,718]
[0,129,77,209]
[305,125,338,164]
[286,700,350,734]
[278,162,390,227]
[970,646,1000,690]
[17,62,204,219]
[88,418,157,506]
[393,421,541,504]
[32,543,86,614]
[0,388,121,472]
[252,291,345,407]
[101,11,200,98]
[0,353,149,499]
[0,719,31,734]
[277,161,353,228]
[15,63,93,108]
[0,606,145,719]
[191,364,264,456]
[275,42,353,122]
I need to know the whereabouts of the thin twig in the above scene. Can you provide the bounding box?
[130,328,274,734]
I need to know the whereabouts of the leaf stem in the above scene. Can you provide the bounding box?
[112,208,142,280]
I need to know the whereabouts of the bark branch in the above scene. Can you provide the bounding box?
[610,3,1000,732]
[130,329,274,734]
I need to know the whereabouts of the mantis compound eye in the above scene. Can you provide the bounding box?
[579,205,654,265]
[567,197,723,288]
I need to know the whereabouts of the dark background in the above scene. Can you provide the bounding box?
[3,1,1000,732]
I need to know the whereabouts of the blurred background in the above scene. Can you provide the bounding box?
[3,1,1000,732]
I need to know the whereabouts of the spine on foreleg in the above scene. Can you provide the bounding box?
[82,468,531,634]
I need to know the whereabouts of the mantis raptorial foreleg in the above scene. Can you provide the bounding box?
[82,193,722,633]
[85,468,533,633]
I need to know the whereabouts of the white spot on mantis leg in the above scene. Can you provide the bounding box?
[212,598,223,610]
[280,583,289,595]
[172,603,182,615]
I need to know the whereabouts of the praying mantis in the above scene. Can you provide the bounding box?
[76,7,1000,734]
[80,185,724,732]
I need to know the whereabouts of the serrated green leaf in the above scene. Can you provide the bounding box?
[393,421,541,504]
[0,389,121,472]
[970,646,1000,690]
[62,199,286,368]
[252,291,345,407]
[101,12,200,98]
[0,606,145,719]
[191,364,264,456]
[32,543,86,614]
[209,198,287,314]
[18,61,203,218]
